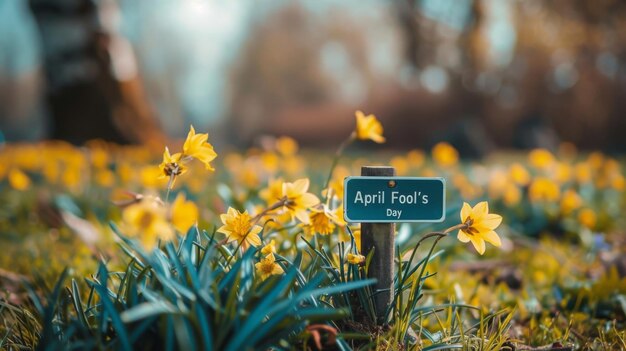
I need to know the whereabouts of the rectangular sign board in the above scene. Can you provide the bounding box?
[343,177,446,223]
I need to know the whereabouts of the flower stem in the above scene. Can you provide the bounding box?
[165,170,178,203]
[386,222,470,324]
[252,197,288,224]
[165,185,172,203]
[323,133,355,202]
[411,223,468,247]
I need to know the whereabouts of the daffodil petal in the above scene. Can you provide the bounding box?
[295,210,310,224]
[457,230,471,243]
[272,265,284,275]
[299,193,320,208]
[471,201,489,219]
[216,226,231,235]
[460,202,472,222]
[249,225,263,237]
[371,134,385,143]
[220,213,229,223]
[183,126,196,152]
[479,214,502,230]
[247,233,262,247]
[123,205,141,223]
[471,237,486,255]
[482,231,502,247]
[292,178,309,194]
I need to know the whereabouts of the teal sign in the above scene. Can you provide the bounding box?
[343,177,446,223]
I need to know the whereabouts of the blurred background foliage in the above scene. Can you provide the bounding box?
[1,0,626,153]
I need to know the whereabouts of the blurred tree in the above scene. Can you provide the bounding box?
[395,0,626,152]
[27,0,165,147]
[472,0,626,151]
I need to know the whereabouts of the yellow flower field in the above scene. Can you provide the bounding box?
[0,116,625,350]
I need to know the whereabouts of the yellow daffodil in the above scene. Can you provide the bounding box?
[95,169,115,187]
[432,142,459,168]
[346,253,365,264]
[560,189,582,215]
[238,161,261,188]
[422,167,437,177]
[42,160,59,183]
[118,162,134,185]
[458,202,502,255]
[390,156,409,176]
[183,125,218,171]
[217,207,262,250]
[122,197,173,250]
[611,174,625,191]
[587,152,604,170]
[554,162,572,183]
[261,152,279,174]
[282,155,305,176]
[8,169,31,190]
[260,178,284,205]
[62,166,82,191]
[529,177,560,202]
[355,110,385,143]
[90,148,109,169]
[171,193,199,233]
[509,163,531,186]
[353,227,362,249]
[503,184,521,206]
[333,205,346,227]
[255,253,284,280]
[488,170,508,198]
[529,149,555,170]
[157,126,217,189]
[304,206,341,236]
[223,153,244,173]
[604,159,620,174]
[141,166,168,189]
[454,174,482,199]
[264,211,295,232]
[159,147,186,180]
[282,178,319,224]
[261,239,277,255]
[276,136,299,156]
[574,162,592,183]
[578,208,596,229]
[407,149,425,168]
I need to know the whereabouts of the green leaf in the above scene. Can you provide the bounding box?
[172,315,197,351]
[422,343,463,351]
[70,279,90,329]
[120,301,178,323]
[93,284,132,351]
[226,267,299,350]
[193,303,213,351]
